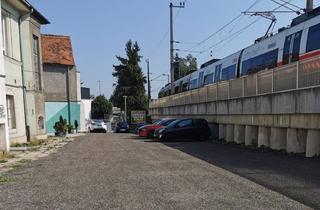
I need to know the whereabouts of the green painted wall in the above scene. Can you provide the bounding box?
[45,102,80,134]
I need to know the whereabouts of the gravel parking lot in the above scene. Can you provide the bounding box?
[0,133,312,209]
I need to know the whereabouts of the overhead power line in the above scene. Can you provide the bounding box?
[195,0,295,58]
[186,0,262,52]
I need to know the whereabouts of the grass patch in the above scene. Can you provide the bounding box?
[0,152,15,159]
[11,139,46,148]
[0,176,14,184]
[0,160,8,163]
[11,159,31,169]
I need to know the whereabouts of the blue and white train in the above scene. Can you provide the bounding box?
[159,7,320,98]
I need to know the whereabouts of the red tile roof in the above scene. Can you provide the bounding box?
[41,34,75,66]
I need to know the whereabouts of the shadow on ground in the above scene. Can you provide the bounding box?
[154,139,320,209]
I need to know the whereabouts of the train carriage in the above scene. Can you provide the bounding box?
[158,7,320,98]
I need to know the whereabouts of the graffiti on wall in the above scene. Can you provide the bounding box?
[0,105,5,118]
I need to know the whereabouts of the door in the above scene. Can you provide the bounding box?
[283,31,302,65]
[214,64,222,82]
[198,72,204,87]
[172,119,193,140]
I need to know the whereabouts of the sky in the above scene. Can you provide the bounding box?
[29,0,320,99]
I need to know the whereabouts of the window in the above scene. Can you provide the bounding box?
[221,65,236,81]
[177,119,192,128]
[203,73,214,85]
[182,82,188,91]
[6,95,16,129]
[38,116,44,129]
[189,79,198,90]
[1,9,10,56]
[33,35,42,91]
[307,23,320,53]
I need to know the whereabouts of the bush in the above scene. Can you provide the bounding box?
[53,116,68,137]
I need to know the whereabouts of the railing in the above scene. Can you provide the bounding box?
[150,56,320,109]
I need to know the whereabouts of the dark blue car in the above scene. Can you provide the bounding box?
[115,122,129,133]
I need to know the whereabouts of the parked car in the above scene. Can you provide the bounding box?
[137,119,162,135]
[89,119,108,133]
[115,122,130,133]
[132,122,148,134]
[154,118,211,142]
[139,119,176,139]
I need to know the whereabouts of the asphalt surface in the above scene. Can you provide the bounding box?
[0,133,313,209]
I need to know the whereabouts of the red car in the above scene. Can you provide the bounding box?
[139,119,176,139]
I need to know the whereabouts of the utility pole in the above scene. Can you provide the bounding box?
[123,96,127,122]
[169,2,185,94]
[306,0,313,12]
[146,59,151,100]
[98,80,102,96]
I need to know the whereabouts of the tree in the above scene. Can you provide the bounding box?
[91,95,113,119]
[110,40,147,114]
[174,53,198,80]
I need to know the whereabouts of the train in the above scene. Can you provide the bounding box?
[159,6,320,98]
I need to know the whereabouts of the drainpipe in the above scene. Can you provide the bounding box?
[18,11,32,142]
[66,66,71,125]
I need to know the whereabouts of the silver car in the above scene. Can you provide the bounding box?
[89,119,108,133]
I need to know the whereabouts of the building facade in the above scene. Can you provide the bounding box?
[20,8,49,140]
[41,34,81,134]
[2,0,29,144]
[0,0,48,150]
[0,0,8,151]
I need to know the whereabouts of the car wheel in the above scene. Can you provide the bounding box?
[147,131,154,139]
[200,134,209,141]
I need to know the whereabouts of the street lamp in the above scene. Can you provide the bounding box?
[123,96,127,122]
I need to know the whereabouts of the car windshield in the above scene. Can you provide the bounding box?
[160,119,176,126]
[166,119,181,128]
[117,122,128,126]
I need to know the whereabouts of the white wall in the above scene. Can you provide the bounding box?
[80,99,92,132]
[0,2,9,151]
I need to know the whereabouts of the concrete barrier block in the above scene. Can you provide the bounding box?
[272,92,296,114]
[226,124,234,142]
[256,95,272,114]
[286,128,307,154]
[258,126,270,147]
[245,125,258,146]
[206,102,216,115]
[242,98,256,114]
[234,125,245,144]
[306,130,320,157]
[270,127,287,150]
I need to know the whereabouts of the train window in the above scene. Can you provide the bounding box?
[214,64,222,82]
[174,86,179,94]
[307,23,320,53]
[189,79,198,89]
[264,49,278,69]
[241,59,252,75]
[182,82,188,91]
[203,73,214,85]
[221,65,236,81]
